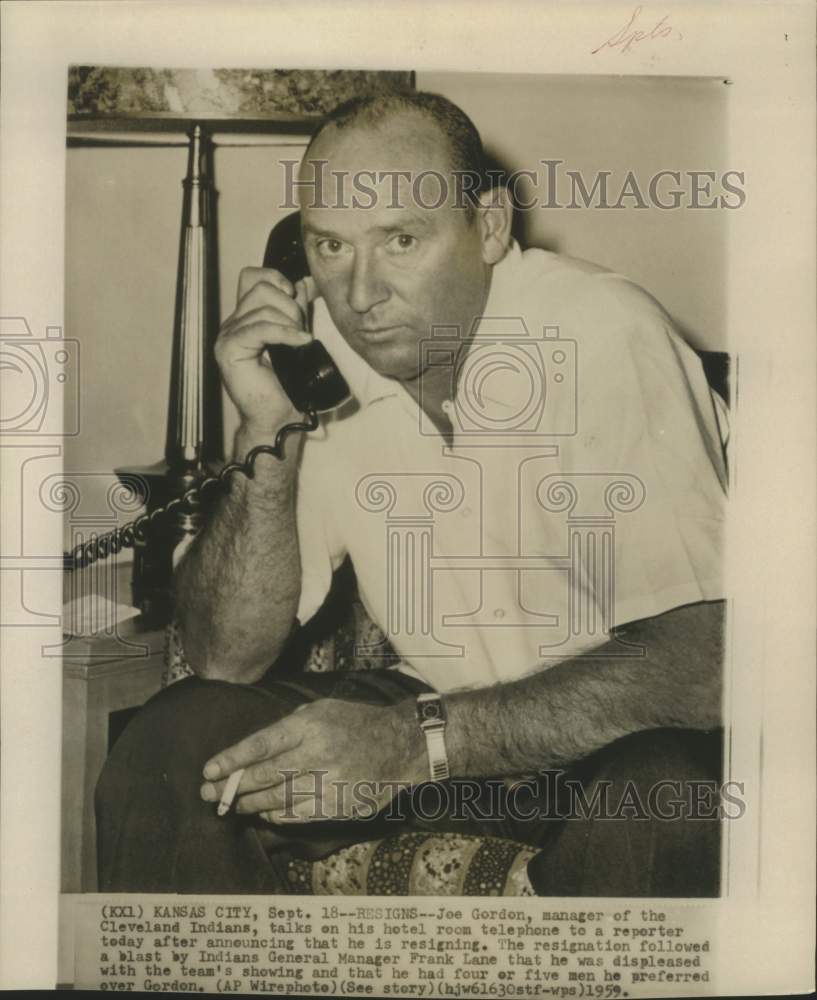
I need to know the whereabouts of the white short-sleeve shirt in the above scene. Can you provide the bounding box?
[295,244,728,693]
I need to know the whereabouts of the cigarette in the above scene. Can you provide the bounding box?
[217,768,245,817]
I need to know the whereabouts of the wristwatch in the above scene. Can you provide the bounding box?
[416,693,450,781]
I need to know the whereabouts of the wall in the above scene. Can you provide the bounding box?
[64,140,308,558]
[419,72,728,349]
[63,73,729,561]
[64,141,306,482]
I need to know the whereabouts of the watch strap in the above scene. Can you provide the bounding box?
[416,693,450,781]
[425,727,450,781]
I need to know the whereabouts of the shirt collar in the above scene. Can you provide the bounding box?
[312,240,526,411]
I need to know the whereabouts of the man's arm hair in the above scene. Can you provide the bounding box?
[444,599,725,778]
[173,426,303,684]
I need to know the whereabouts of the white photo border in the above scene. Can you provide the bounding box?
[1,0,814,993]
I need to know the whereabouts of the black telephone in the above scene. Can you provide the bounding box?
[262,211,350,415]
[67,213,349,569]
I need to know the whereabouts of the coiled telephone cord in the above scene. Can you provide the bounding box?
[65,411,318,571]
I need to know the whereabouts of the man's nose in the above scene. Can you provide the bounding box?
[347,251,389,314]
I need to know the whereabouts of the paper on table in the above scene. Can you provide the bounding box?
[62,595,141,637]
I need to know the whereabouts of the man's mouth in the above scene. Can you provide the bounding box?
[356,325,404,342]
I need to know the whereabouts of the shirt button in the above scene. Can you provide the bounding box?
[493,608,506,619]
[461,506,472,518]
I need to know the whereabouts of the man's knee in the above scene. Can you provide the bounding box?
[95,677,302,893]
[528,728,724,897]
[587,727,723,800]
[96,676,300,813]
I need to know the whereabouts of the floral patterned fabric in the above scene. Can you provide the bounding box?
[286,832,536,897]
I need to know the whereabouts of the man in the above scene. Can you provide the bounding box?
[97,90,727,896]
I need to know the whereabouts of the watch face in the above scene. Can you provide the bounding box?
[419,700,444,723]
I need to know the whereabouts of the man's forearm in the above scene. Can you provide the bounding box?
[174,425,303,683]
[442,600,725,779]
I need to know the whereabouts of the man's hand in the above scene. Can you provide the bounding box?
[215,267,318,435]
[200,698,427,823]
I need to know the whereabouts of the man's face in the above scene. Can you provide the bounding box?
[299,114,493,382]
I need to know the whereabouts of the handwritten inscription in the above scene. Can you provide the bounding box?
[592,6,683,55]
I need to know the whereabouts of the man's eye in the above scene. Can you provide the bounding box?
[317,239,345,257]
[388,233,417,253]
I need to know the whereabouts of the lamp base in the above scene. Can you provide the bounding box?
[115,460,217,627]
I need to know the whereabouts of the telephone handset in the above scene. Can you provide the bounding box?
[267,338,350,415]
[67,214,348,570]
[263,211,350,415]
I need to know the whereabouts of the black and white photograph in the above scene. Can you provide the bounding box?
[0,2,814,995]
[61,63,736,900]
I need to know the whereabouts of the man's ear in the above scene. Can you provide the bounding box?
[477,186,513,265]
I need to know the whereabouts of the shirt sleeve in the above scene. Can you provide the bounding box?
[557,273,728,630]
[294,430,348,625]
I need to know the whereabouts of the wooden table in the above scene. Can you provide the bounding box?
[61,619,166,893]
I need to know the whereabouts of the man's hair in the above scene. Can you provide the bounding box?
[305,89,490,214]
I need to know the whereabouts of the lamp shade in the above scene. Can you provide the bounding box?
[67,66,414,131]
